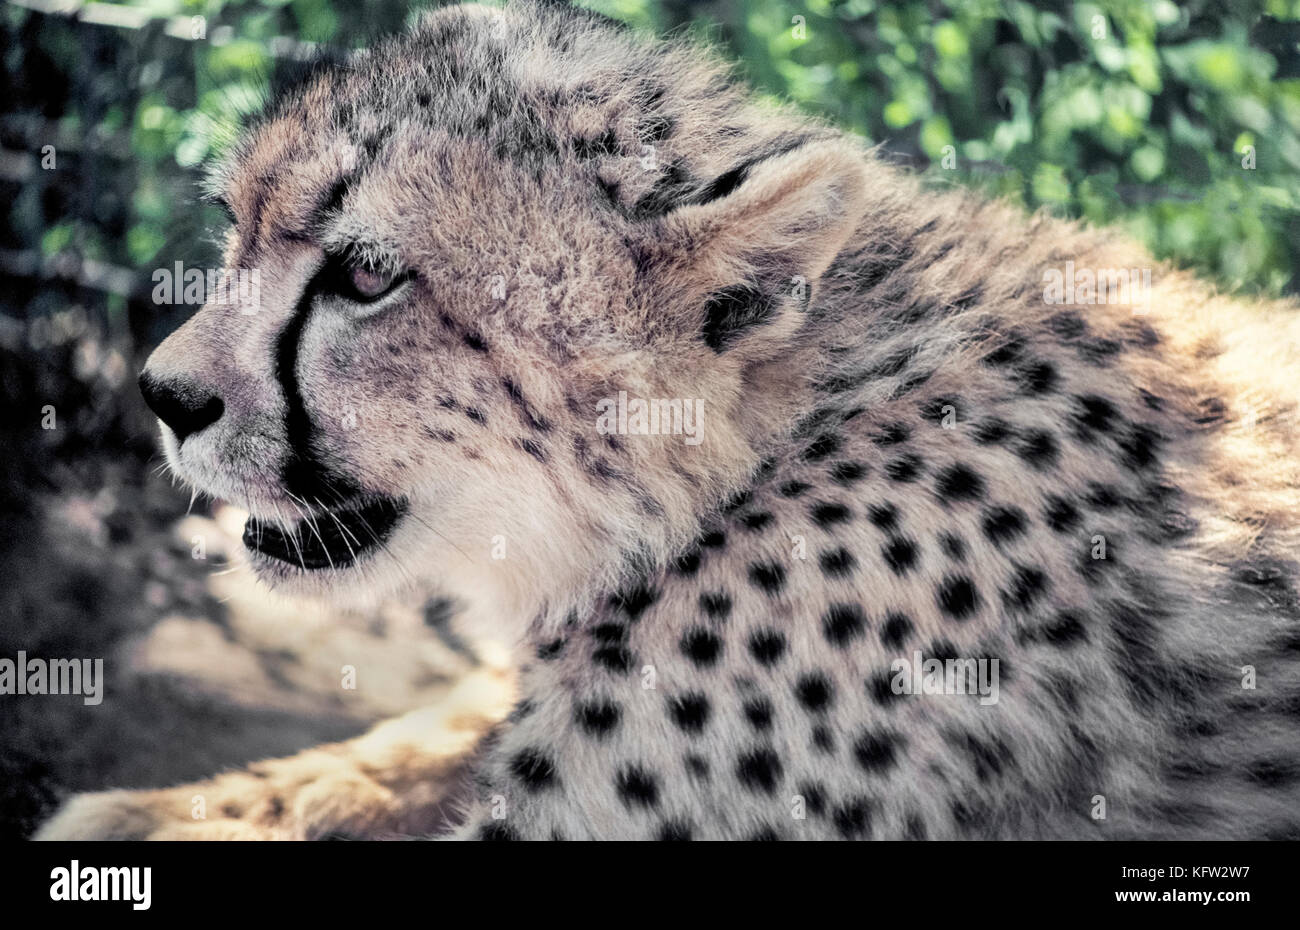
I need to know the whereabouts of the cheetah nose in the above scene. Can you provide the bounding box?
[138,370,225,444]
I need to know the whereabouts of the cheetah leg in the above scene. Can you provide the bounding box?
[34,666,514,840]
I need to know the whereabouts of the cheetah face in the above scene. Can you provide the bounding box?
[139,4,868,622]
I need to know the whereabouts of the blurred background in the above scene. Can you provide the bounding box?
[1,0,1298,839]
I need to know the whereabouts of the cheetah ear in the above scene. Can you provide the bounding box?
[660,137,868,355]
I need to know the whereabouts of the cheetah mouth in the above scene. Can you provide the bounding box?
[242,496,408,570]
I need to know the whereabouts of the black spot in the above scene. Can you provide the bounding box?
[951,797,994,832]
[1001,565,1049,612]
[680,628,723,667]
[870,422,911,445]
[685,754,711,779]
[885,454,924,482]
[1248,758,1299,787]
[984,335,1025,365]
[929,638,961,662]
[1084,482,1123,510]
[616,766,660,809]
[973,418,1015,445]
[982,505,1028,545]
[936,575,980,620]
[639,114,675,143]
[702,285,774,352]
[510,748,558,792]
[833,798,873,838]
[940,532,967,559]
[871,346,918,378]
[668,692,711,734]
[464,406,487,426]
[720,489,752,514]
[1046,311,1087,339]
[1140,389,1164,411]
[830,461,868,485]
[822,603,867,646]
[1016,429,1059,469]
[1120,424,1160,471]
[811,501,853,527]
[689,154,748,200]
[779,480,811,498]
[611,585,658,620]
[592,643,634,674]
[954,732,1015,782]
[880,612,914,649]
[1079,336,1122,366]
[818,547,857,578]
[812,725,835,753]
[797,782,827,817]
[867,669,901,706]
[748,629,788,666]
[795,673,834,712]
[462,331,489,353]
[477,821,519,841]
[921,395,960,423]
[699,591,732,619]
[1014,359,1057,395]
[740,511,773,531]
[1195,397,1228,426]
[1043,495,1080,533]
[657,820,693,841]
[591,622,626,644]
[1043,610,1089,646]
[748,561,787,595]
[1075,394,1118,434]
[632,158,698,218]
[1123,319,1161,349]
[673,549,702,576]
[575,700,622,737]
[854,730,903,773]
[882,536,919,575]
[517,437,547,462]
[573,129,619,159]
[735,747,784,795]
[537,638,566,661]
[743,698,774,731]
[700,529,727,549]
[935,464,986,503]
[804,433,842,462]
[867,503,899,530]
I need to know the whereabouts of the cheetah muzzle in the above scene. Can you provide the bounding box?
[241,495,408,571]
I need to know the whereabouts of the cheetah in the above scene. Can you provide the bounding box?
[37,1,1300,840]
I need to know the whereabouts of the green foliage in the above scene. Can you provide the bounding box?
[3,0,1299,302]
[598,0,1300,296]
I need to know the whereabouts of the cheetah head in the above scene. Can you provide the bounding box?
[140,2,868,633]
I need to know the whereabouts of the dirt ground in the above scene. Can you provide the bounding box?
[0,416,485,840]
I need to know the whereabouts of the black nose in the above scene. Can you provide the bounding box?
[138,371,224,444]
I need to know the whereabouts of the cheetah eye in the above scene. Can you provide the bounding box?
[347,264,395,300]
[320,250,411,305]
